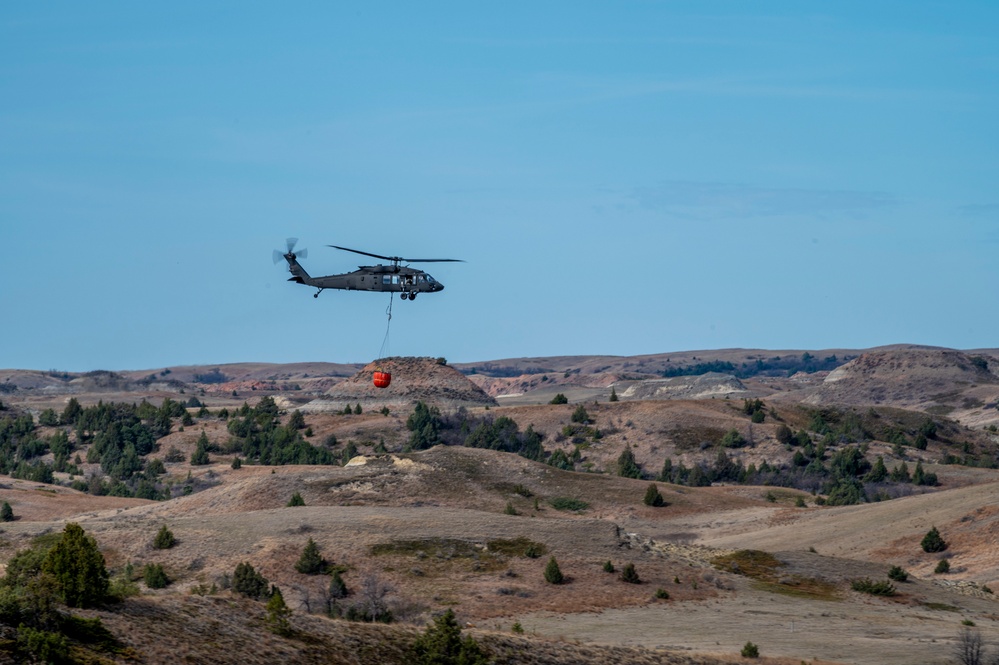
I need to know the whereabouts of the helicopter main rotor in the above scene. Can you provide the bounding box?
[328,245,464,270]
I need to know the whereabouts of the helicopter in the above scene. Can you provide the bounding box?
[273,238,463,299]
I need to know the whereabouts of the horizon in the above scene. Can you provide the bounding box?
[6,341,998,375]
[3,3,997,372]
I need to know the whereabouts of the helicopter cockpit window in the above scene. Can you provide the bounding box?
[426,275,436,283]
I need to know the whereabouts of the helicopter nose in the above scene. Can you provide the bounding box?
[436,283,444,292]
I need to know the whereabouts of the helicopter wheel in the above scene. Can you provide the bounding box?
[313,293,319,299]
[400,292,409,300]
[409,292,416,300]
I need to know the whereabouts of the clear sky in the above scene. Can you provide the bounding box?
[2,2,997,372]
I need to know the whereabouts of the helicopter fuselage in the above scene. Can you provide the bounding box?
[307,265,444,294]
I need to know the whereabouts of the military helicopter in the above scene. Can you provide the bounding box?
[273,238,463,299]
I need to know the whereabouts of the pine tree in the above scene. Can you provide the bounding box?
[410,608,490,665]
[190,431,210,465]
[265,587,292,636]
[643,483,665,507]
[287,492,305,507]
[609,387,619,402]
[329,570,348,599]
[294,538,326,575]
[544,556,564,584]
[42,523,110,608]
[143,563,169,589]
[152,525,176,549]
[617,445,641,479]
[232,562,270,599]
[620,562,641,584]
[921,526,948,553]
[0,501,13,522]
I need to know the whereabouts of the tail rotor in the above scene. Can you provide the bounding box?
[273,237,308,264]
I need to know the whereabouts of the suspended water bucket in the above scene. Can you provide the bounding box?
[373,370,392,389]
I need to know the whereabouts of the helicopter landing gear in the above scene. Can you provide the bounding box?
[400,292,408,300]
[314,288,324,298]
[409,292,416,300]
[401,291,416,300]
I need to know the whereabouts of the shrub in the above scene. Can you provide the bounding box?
[503,502,518,516]
[231,457,242,469]
[16,625,69,663]
[921,526,948,553]
[643,483,665,507]
[294,538,327,575]
[153,525,176,550]
[935,558,951,574]
[571,405,591,424]
[851,578,896,596]
[887,566,908,582]
[775,424,794,445]
[548,497,589,512]
[549,393,568,405]
[603,560,615,573]
[720,429,748,448]
[741,641,759,658]
[287,492,305,507]
[232,562,269,599]
[143,563,169,589]
[41,523,110,608]
[411,608,490,665]
[543,556,564,584]
[1,502,13,522]
[654,587,670,599]
[620,562,641,584]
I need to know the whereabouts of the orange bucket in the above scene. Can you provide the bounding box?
[373,370,392,389]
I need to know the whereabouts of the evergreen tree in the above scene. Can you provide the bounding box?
[543,556,564,584]
[410,608,490,665]
[571,405,591,424]
[41,523,109,608]
[329,570,349,599]
[921,526,948,553]
[889,461,911,483]
[354,403,362,415]
[265,587,292,636]
[0,501,13,522]
[620,562,641,584]
[287,410,306,430]
[617,445,641,479]
[152,525,176,550]
[231,457,242,469]
[658,458,674,483]
[61,397,83,425]
[143,563,169,589]
[294,538,327,575]
[864,456,888,483]
[190,431,210,465]
[287,492,305,507]
[232,562,270,599]
[549,393,568,405]
[609,387,619,402]
[643,483,665,507]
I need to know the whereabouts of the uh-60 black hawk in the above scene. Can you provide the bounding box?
[273,238,463,299]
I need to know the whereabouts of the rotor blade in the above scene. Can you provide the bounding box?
[295,247,308,260]
[286,237,299,254]
[399,258,465,263]
[328,245,398,262]
[272,249,285,264]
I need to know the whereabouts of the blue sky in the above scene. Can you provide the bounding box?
[2,2,997,371]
